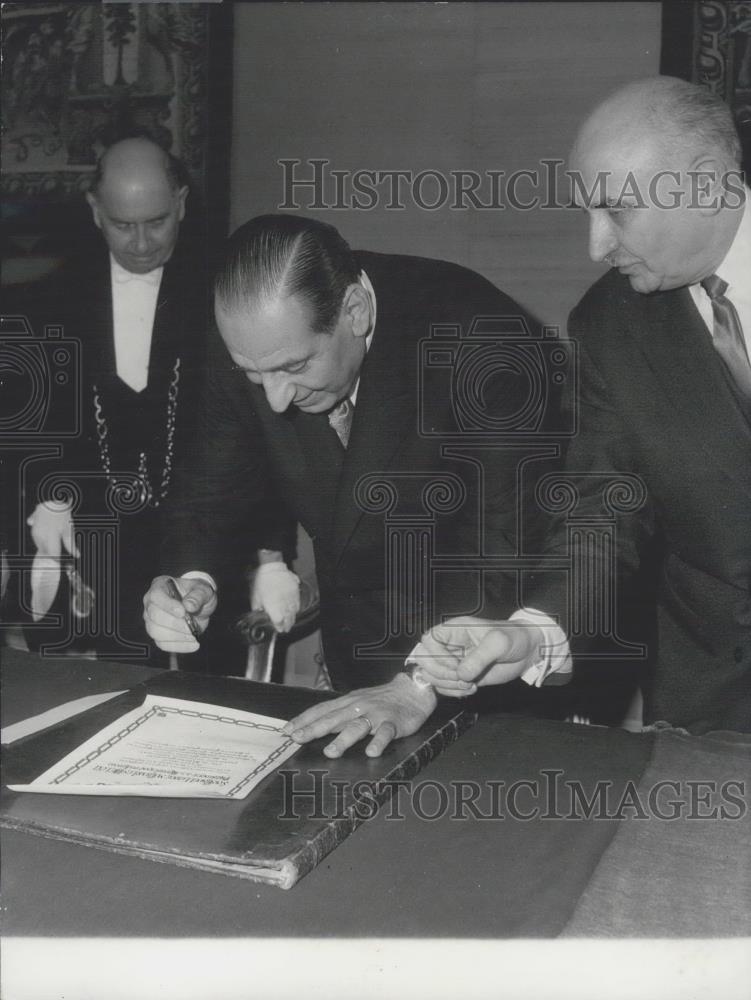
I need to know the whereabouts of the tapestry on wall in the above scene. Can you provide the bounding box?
[1,2,229,200]
[662,0,751,173]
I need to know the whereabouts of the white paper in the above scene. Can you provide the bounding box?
[8,695,300,799]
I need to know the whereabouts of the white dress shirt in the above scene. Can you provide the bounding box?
[110,255,163,392]
[688,189,751,354]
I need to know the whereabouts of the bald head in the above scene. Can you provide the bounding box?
[92,137,181,196]
[572,76,742,175]
[568,76,744,294]
[87,137,187,274]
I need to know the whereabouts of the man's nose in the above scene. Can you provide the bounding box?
[132,225,150,254]
[262,373,295,413]
[588,211,618,263]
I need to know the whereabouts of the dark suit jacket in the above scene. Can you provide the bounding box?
[23,236,209,651]
[166,251,560,689]
[526,269,751,733]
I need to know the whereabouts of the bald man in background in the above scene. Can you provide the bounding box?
[22,136,214,661]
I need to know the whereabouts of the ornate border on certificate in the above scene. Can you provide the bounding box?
[34,697,298,798]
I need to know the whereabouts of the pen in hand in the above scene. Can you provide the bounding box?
[165,577,203,641]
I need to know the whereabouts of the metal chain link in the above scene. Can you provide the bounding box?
[92,357,181,509]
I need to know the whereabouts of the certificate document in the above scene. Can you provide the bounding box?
[8,695,300,799]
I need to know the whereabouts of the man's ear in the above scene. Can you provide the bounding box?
[688,154,729,215]
[85,192,102,230]
[342,282,371,339]
[176,185,188,221]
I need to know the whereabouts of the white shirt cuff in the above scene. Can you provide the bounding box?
[510,607,572,687]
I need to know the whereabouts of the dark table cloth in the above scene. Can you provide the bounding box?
[1,647,748,938]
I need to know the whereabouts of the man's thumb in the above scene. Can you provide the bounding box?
[425,623,467,652]
[455,630,513,679]
[182,590,203,613]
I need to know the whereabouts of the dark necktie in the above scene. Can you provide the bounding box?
[701,274,751,400]
[328,396,354,448]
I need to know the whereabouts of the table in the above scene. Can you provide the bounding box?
[1,649,750,997]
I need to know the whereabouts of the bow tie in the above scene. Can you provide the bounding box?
[113,267,162,286]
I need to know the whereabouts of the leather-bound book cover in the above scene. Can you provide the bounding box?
[1,671,475,889]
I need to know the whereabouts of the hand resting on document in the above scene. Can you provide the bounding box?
[283,673,439,758]
[284,617,546,757]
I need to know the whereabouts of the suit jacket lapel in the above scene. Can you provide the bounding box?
[77,254,116,386]
[147,261,181,386]
[293,407,346,541]
[636,287,751,495]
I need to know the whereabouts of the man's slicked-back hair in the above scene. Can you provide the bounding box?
[215,214,360,334]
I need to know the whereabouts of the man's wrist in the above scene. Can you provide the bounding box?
[257,549,285,565]
[510,609,572,687]
[394,669,438,711]
[402,661,434,690]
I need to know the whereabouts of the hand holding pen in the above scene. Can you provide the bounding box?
[143,575,218,653]
[164,577,203,640]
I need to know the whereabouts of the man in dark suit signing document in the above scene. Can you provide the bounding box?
[144,213,565,745]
